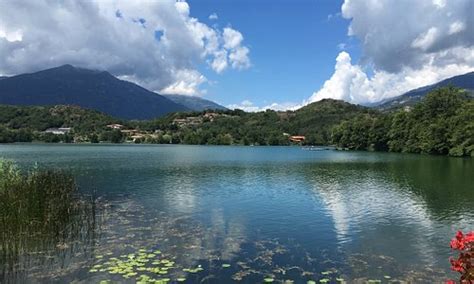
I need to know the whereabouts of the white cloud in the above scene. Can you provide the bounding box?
[223,27,243,49]
[411,27,439,51]
[210,50,228,74]
[159,69,206,96]
[229,46,251,69]
[449,21,465,35]
[0,0,251,95]
[308,49,474,105]
[209,13,218,20]
[227,100,300,112]
[309,0,474,105]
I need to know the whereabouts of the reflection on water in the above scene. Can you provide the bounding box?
[0,145,473,283]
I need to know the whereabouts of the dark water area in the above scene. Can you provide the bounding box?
[1,144,473,283]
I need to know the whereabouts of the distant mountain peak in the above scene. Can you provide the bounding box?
[0,65,190,119]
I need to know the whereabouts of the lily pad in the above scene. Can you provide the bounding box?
[321,271,332,275]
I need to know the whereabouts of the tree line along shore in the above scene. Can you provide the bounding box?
[0,86,472,157]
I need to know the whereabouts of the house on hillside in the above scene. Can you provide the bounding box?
[289,135,306,143]
[44,127,71,135]
[173,116,203,127]
[106,124,124,129]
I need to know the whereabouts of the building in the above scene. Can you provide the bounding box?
[173,116,203,127]
[289,135,306,143]
[44,127,71,135]
[106,124,124,129]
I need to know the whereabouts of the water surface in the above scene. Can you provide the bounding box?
[1,144,473,283]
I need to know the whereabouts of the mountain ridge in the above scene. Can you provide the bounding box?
[163,94,227,111]
[374,71,474,110]
[0,65,190,120]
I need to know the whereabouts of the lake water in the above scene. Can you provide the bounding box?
[1,144,473,283]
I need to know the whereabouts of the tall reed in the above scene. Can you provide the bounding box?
[0,159,100,280]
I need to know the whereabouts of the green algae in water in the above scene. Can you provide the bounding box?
[222,263,231,268]
[307,281,316,284]
[264,277,274,282]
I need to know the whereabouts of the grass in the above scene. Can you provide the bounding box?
[0,159,99,277]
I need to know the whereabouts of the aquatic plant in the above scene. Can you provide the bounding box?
[447,230,474,283]
[0,159,100,278]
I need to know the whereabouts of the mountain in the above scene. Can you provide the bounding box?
[163,94,227,111]
[375,72,474,110]
[0,65,189,120]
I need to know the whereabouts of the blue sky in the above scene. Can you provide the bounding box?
[188,0,359,107]
[1,0,472,109]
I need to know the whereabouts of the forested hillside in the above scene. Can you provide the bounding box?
[0,87,472,157]
[332,87,474,156]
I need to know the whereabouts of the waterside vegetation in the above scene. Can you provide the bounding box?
[0,159,99,278]
[0,87,472,156]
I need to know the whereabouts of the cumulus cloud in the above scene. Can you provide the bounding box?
[310,0,474,104]
[308,50,474,105]
[0,0,251,96]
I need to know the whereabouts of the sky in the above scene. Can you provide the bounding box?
[0,0,473,111]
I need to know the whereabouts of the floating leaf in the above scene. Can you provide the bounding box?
[321,271,332,275]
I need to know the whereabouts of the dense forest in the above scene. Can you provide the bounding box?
[0,86,472,156]
[331,87,474,157]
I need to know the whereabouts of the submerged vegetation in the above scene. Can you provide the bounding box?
[0,159,100,280]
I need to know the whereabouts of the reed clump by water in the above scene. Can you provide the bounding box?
[0,159,79,238]
[0,159,100,279]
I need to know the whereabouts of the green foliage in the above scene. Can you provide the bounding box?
[130,99,370,146]
[331,87,473,157]
[0,105,125,143]
[99,129,124,143]
[0,159,100,277]
[0,88,471,157]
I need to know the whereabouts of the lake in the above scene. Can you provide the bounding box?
[1,144,473,283]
